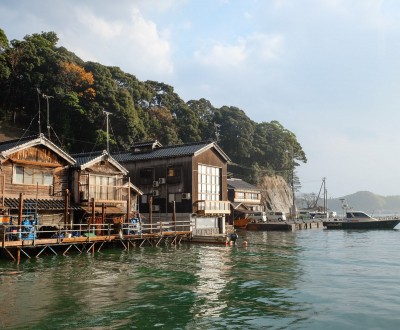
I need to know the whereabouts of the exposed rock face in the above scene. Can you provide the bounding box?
[259,175,293,213]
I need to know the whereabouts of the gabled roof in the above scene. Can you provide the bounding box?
[123,182,143,195]
[227,178,260,191]
[0,134,75,165]
[71,150,128,175]
[113,141,231,164]
[230,202,250,210]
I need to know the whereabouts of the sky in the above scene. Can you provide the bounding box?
[1,0,400,198]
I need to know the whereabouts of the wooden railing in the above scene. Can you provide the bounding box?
[0,220,193,246]
[194,200,231,216]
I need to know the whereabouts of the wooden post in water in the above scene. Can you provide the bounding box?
[126,177,131,223]
[18,193,23,241]
[173,201,176,232]
[91,198,95,235]
[149,196,153,233]
[64,189,69,228]
[1,174,5,207]
[101,203,106,236]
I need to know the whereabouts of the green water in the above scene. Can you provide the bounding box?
[0,229,400,329]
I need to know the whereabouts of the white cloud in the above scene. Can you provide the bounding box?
[194,41,247,67]
[194,33,283,68]
[65,6,173,79]
[123,8,173,76]
[248,33,284,61]
[77,11,123,39]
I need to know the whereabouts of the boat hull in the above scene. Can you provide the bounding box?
[246,222,293,231]
[233,218,250,229]
[323,219,400,230]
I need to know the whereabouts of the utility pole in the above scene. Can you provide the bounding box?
[323,177,327,215]
[42,93,53,139]
[36,89,42,134]
[103,110,112,153]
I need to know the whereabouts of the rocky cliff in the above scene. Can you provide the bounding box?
[259,175,293,213]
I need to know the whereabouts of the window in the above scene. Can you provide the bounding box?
[237,192,245,199]
[88,174,120,200]
[249,192,259,200]
[198,164,220,201]
[167,166,182,184]
[13,166,54,185]
[168,193,182,203]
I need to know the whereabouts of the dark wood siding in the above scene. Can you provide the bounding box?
[122,156,193,214]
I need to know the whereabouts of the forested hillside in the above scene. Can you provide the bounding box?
[0,29,307,184]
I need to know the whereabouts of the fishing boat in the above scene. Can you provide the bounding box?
[323,211,400,230]
[233,217,250,229]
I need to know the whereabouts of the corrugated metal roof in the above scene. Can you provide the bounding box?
[113,141,228,163]
[228,178,260,191]
[3,198,81,211]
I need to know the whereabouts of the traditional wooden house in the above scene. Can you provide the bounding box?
[70,150,142,226]
[227,178,264,223]
[0,134,76,227]
[113,140,232,236]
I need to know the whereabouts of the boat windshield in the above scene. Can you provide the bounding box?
[346,212,370,218]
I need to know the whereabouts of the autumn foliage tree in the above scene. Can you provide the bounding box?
[58,61,95,98]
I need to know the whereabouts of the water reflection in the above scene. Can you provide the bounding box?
[189,246,232,319]
[0,232,312,329]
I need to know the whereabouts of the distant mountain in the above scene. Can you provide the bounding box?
[327,191,400,215]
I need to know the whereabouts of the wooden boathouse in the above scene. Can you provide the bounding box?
[0,135,193,262]
[0,210,193,262]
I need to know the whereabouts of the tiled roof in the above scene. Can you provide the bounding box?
[70,150,104,167]
[0,135,38,152]
[3,198,81,211]
[0,134,75,165]
[70,150,128,174]
[113,141,231,163]
[227,178,260,191]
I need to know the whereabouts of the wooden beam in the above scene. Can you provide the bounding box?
[10,158,62,167]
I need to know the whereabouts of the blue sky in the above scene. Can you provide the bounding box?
[1,0,400,197]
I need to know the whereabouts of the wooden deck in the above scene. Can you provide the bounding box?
[0,221,193,262]
[245,220,323,231]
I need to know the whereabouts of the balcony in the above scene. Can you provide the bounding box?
[194,200,231,216]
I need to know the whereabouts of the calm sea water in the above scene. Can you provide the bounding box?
[1,228,400,330]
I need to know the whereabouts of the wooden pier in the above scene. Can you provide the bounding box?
[0,221,192,262]
[246,220,323,231]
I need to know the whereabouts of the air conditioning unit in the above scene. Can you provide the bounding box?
[182,193,191,200]
[152,189,159,197]
[153,181,159,187]
[152,205,160,212]
[158,178,166,184]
